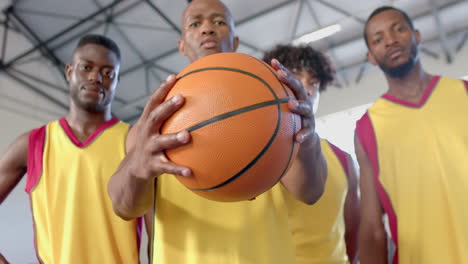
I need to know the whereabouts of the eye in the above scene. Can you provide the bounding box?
[102,69,115,79]
[79,64,92,71]
[189,21,200,28]
[214,20,226,25]
[373,37,382,45]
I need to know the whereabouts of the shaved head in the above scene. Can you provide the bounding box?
[182,0,236,34]
[178,0,239,62]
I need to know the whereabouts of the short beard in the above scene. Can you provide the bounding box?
[379,44,418,78]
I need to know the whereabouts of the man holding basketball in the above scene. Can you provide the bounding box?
[0,35,142,263]
[357,6,468,263]
[108,0,327,263]
[262,44,360,264]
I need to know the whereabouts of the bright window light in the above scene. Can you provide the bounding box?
[316,103,372,158]
[293,24,342,45]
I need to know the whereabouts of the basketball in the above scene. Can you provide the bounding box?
[161,52,301,202]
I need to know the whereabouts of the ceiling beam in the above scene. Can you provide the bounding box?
[145,0,181,34]
[428,0,452,63]
[4,0,125,67]
[3,70,68,111]
[8,7,67,82]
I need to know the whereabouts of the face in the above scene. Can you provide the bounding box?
[293,70,320,114]
[178,0,239,62]
[65,44,120,113]
[365,9,420,78]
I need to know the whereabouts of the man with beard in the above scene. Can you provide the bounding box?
[108,0,328,263]
[0,35,141,263]
[356,6,468,264]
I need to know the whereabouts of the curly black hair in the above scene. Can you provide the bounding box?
[262,44,335,92]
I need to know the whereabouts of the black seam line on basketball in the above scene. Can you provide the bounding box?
[256,58,291,97]
[190,99,283,193]
[256,58,297,186]
[186,97,292,133]
[177,66,280,100]
[275,106,298,185]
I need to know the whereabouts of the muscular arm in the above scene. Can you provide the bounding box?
[355,134,387,264]
[0,132,28,204]
[344,154,360,264]
[280,133,327,204]
[272,59,327,204]
[0,133,29,264]
[108,75,191,220]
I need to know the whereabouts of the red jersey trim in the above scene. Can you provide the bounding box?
[58,117,119,148]
[356,112,399,264]
[328,141,350,178]
[381,75,440,108]
[25,126,46,193]
[463,80,468,93]
[136,216,143,251]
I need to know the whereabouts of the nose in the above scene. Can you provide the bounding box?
[200,21,215,35]
[88,69,103,83]
[384,31,398,47]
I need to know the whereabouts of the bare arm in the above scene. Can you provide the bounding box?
[0,253,9,264]
[0,132,29,263]
[271,59,327,204]
[344,154,360,264]
[108,75,192,220]
[355,134,387,264]
[0,132,28,204]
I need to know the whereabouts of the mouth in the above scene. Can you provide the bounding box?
[200,39,217,49]
[387,48,405,60]
[81,85,104,97]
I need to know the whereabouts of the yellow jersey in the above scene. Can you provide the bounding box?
[356,76,468,264]
[26,118,141,264]
[151,174,295,264]
[282,139,350,264]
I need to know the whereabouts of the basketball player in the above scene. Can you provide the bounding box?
[107,0,327,263]
[357,6,468,264]
[263,45,359,264]
[0,35,142,263]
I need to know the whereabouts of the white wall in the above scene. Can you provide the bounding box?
[317,43,468,117]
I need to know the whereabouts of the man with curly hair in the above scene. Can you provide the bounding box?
[263,44,360,264]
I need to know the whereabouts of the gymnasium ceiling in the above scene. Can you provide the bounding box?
[0,0,467,122]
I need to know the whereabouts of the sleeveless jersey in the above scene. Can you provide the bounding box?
[26,118,141,264]
[282,139,350,264]
[356,76,468,264]
[151,175,295,264]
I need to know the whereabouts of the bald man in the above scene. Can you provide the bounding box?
[108,0,328,263]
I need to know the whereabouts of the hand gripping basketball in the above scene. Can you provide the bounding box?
[128,75,192,181]
[160,52,302,202]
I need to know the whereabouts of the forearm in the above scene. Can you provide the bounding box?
[345,230,359,264]
[281,133,327,204]
[359,227,388,264]
[108,154,155,220]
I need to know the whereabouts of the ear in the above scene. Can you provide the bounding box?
[367,51,377,66]
[65,64,72,82]
[178,39,186,56]
[233,36,239,52]
[414,29,421,45]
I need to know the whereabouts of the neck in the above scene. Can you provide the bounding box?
[65,102,112,139]
[385,61,433,103]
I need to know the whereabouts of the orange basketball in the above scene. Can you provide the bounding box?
[161,52,301,202]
